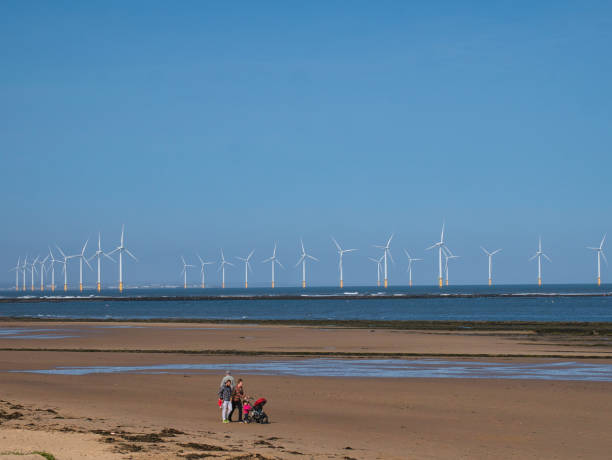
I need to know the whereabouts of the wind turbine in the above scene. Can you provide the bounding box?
[218,249,233,288]
[29,256,39,291]
[481,247,502,286]
[587,234,607,286]
[368,255,383,287]
[48,248,59,292]
[197,254,215,288]
[529,236,551,286]
[56,246,70,291]
[37,255,49,291]
[236,250,255,288]
[21,256,27,291]
[89,233,115,292]
[108,225,137,292]
[426,222,453,288]
[331,237,357,289]
[374,234,394,288]
[10,257,20,291]
[403,250,422,287]
[180,256,195,289]
[262,243,284,289]
[71,239,92,292]
[296,239,318,288]
[444,253,459,286]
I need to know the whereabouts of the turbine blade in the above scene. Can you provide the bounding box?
[331,237,341,252]
[125,249,138,261]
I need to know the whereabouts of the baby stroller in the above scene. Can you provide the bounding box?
[243,397,269,424]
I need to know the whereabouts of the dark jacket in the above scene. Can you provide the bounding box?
[219,385,232,401]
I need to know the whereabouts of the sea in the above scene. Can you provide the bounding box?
[0,284,611,322]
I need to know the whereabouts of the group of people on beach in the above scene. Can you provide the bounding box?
[218,370,246,423]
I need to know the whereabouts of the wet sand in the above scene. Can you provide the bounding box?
[1,322,611,459]
[1,321,611,358]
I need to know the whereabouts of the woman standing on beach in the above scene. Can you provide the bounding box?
[229,378,245,422]
[219,379,233,423]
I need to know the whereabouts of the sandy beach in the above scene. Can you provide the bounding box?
[1,321,611,459]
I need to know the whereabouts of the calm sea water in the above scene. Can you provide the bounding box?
[0,284,610,322]
[9,359,612,382]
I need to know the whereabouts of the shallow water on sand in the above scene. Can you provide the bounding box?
[9,359,612,382]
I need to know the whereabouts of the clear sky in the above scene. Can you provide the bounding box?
[1,1,611,287]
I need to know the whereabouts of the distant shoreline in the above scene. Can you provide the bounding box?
[1,291,611,303]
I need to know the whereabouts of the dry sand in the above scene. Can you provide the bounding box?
[0,321,611,459]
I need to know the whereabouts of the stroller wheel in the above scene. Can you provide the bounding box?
[260,414,269,424]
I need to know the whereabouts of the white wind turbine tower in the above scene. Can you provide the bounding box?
[426,222,453,288]
[236,250,255,288]
[197,254,215,288]
[529,236,551,286]
[374,234,394,288]
[29,256,39,291]
[89,233,115,292]
[71,239,93,292]
[48,248,59,292]
[331,237,357,289]
[262,243,284,289]
[21,256,27,291]
[587,234,607,286]
[481,247,502,286]
[403,250,422,287]
[444,253,459,286]
[56,246,70,291]
[37,255,49,291]
[108,225,137,292]
[296,239,318,289]
[180,256,195,289]
[218,249,233,288]
[368,255,383,287]
[10,257,20,291]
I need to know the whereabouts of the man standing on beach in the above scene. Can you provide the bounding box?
[220,370,235,389]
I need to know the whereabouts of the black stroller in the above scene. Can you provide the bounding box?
[244,397,269,424]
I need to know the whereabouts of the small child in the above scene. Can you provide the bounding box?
[218,379,233,423]
[242,398,253,424]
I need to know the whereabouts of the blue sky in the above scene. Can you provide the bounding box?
[1,1,611,287]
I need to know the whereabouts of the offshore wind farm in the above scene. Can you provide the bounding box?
[3,222,609,294]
